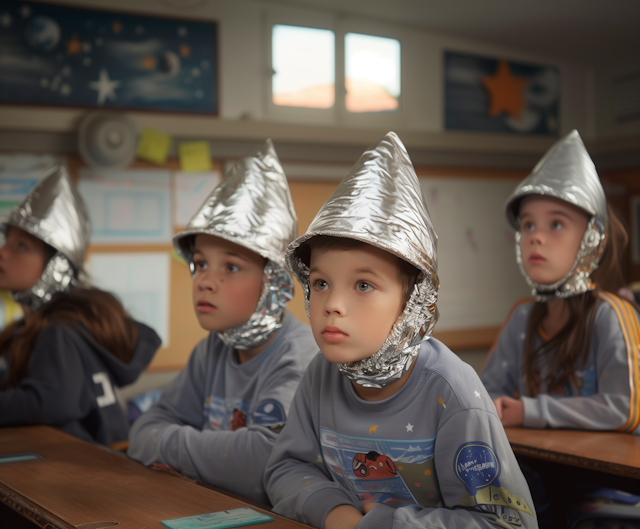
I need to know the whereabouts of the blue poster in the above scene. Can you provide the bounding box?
[444,51,559,135]
[0,0,217,113]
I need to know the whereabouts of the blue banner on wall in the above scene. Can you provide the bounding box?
[0,1,217,113]
[444,51,559,135]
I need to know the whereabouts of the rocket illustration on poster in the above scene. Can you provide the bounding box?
[0,1,217,113]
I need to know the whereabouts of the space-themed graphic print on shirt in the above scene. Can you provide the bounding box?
[321,428,442,508]
[205,396,286,432]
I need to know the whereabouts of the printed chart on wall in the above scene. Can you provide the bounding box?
[78,169,172,244]
[419,177,530,331]
[88,252,170,346]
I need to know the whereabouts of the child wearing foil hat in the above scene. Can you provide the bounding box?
[265,132,537,529]
[480,130,640,528]
[127,140,317,504]
[0,166,161,446]
[482,130,640,433]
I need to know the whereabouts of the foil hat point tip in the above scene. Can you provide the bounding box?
[173,140,297,270]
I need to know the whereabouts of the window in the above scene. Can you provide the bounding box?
[345,33,400,113]
[272,25,335,109]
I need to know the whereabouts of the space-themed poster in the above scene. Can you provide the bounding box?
[444,51,560,135]
[0,1,218,113]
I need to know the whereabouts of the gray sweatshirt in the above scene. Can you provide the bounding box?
[481,292,640,433]
[264,339,537,529]
[127,312,318,504]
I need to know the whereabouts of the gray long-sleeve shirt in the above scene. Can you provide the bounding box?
[481,292,640,433]
[127,312,318,504]
[264,339,537,529]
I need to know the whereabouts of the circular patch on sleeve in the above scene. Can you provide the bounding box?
[454,442,501,495]
[252,399,286,427]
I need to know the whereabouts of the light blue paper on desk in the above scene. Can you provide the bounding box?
[0,452,42,464]
[161,508,274,529]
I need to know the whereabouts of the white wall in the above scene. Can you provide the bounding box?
[16,0,595,142]
[594,59,640,139]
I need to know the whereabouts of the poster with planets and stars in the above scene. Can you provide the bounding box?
[444,51,560,135]
[0,1,217,113]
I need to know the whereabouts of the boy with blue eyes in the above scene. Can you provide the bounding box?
[264,132,537,529]
[127,140,317,504]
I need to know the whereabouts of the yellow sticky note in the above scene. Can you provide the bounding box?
[137,128,171,165]
[179,141,212,172]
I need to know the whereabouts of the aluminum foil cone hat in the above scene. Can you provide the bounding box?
[286,131,439,387]
[173,139,297,350]
[504,130,608,300]
[174,139,297,269]
[1,165,91,310]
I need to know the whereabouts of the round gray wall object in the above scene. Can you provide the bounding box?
[78,112,137,168]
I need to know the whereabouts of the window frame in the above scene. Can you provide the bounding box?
[264,11,337,124]
[264,12,407,127]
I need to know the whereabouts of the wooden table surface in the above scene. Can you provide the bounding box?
[0,426,309,529]
[505,427,640,479]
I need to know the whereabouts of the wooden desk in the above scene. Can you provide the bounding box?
[505,427,640,479]
[0,426,309,529]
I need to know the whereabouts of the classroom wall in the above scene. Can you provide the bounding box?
[19,0,595,141]
[594,59,640,139]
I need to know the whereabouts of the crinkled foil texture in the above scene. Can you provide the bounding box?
[286,132,440,388]
[505,130,608,232]
[174,140,297,270]
[295,264,438,388]
[506,130,608,301]
[2,165,89,310]
[516,217,605,301]
[4,165,91,270]
[11,253,77,311]
[216,261,294,351]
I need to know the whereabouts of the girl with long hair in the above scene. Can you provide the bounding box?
[481,129,640,433]
[0,166,161,445]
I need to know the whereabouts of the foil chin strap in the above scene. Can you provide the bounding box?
[516,217,606,302]
[11,252,78,312]
[214,260,293,351]
[299,267,439,388]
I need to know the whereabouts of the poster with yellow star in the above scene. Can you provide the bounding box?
[0,0,218,113]
[444,51,560,135]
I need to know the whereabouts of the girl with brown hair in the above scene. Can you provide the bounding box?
[0,166,161,445]
[481,130,640,433]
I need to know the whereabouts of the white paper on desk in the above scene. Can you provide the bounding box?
[79,169,172,244]
[0,154,59,217]
[174,171,222,227]
[88,252,170,346]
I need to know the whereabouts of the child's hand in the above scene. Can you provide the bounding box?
[325,505,363,529]
[492,396,524,427]
[361,501,380,514]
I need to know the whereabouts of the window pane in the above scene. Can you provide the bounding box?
[272,25,335,109]
[345,33,400,113]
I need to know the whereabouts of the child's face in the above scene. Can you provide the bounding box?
[191,234,266,332]
[519,196,590,285]
[308,244,405,364]
[0,226,49,292]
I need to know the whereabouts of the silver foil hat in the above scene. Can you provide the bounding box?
[1,165,91,310]
[174,139,297,270]
[173,139,297,350]
[286,131,439,388]
[505,130,607,300]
